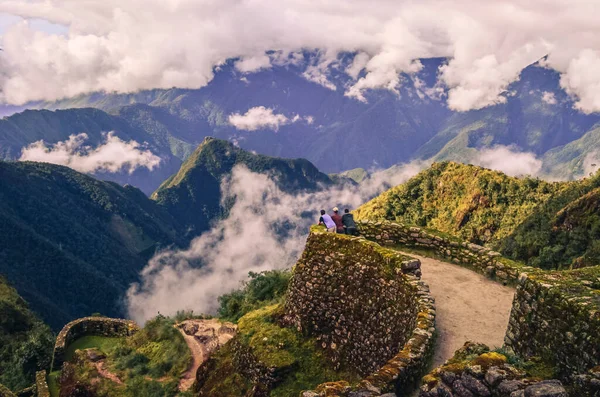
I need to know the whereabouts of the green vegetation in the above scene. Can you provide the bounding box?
[0,276,54,391]
[199,304,360,397]
[58,315,190,397]
[63,336,121,363]
[47,371,60,397]
[218,270,291,322]
[152,137,333,235]
[356,161,600,269]
[0,161,186,328]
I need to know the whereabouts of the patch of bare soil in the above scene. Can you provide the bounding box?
[176,319,237,391]
[397,250,515,368]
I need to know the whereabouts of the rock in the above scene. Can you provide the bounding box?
[461,374,491,396]
[441,371,457,385]
[85,348,106,362]
[484,367,507,387]
[510,391,525,397]
[452,380,475,397]
[523,380,567,397]
[498,380,527,394]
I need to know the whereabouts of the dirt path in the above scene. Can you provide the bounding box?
[176,319,236,392]
[397,250,515,368]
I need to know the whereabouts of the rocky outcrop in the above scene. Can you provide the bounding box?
[572,366,600,396]
[52,317,139,369]
[419,343,568,397]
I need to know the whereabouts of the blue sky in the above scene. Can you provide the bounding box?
[0,13,66,36]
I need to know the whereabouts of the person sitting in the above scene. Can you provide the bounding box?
[318,209,336,233]
[342,208,358,235]
[331,207,345,234]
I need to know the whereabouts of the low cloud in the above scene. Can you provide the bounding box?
[541,91,557,105]
[126,161,425,323]
[228,106,313,131]
[234,55,272,73]
[19,132,161,174]
[582,151,600,177]
[473,145,542,177]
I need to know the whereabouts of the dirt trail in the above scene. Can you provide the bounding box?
[176,319,236,392]
[397,250,515,368]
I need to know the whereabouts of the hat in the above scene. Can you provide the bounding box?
[333,207,339,212]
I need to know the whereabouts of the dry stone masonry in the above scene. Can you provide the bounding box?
[287,229,436,396]
[358,220,600,395]
[357,220,538,285]
[35,371,50,397]
[52,316,139,369]
[504,267,600,382]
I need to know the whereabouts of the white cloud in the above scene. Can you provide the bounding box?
[558,49,600,114]
[1,1,600,111]
[19,132,161,174]
[234,54,272,73]
[126,162,425,323]
[541,91,557,105]
[582,151,600,177]
[228,106,313,131]
[473,145,542,177]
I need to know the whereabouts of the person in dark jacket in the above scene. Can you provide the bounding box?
[331,207,345,233]
[342,208,358,235]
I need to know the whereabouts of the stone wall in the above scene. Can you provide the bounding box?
[504,267,600,381]
[34,371,49,397]
[419,342,569,397]
[357,220,539,285]
[52,317,139,369]
[285,229,436,395]
[285,230,423,376]
[0,384,16,397]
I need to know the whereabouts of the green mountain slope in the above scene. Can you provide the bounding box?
[0,108,188,194]
[499,179,600,269]
[152,137,333,235]
[0,161,186,329]
[355,162,565,244]
[0,276,54,391]
[355,162,600,269]
[541,124,600,179]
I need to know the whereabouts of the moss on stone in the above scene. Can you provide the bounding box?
[473,352,507,369]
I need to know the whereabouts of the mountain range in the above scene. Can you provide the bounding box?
[0,138,336,330]
[0,56,599,196]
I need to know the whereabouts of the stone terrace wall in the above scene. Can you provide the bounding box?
[505,267,600,381]
[285,230,422,375]
[0,383,16,397]
[34,371,49,397]
[358,220,538,285]
[285,229,436,396]
[52,317,139,369]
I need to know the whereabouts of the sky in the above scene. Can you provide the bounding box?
[0,1,599,113]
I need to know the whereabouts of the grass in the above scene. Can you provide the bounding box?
[238,304,361,397]
[47,371,60,397]
[199,304,361,396]
[57,316,191,397]
[64,336,122,362]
